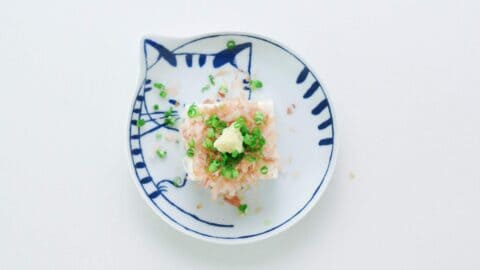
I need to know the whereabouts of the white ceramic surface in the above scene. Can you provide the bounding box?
[128,33,338,244]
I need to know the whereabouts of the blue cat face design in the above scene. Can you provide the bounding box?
[129,38,257,229]
[128,35,336,243]
[144,39,253,72]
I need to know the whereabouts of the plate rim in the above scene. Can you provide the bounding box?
[126,31,339,244]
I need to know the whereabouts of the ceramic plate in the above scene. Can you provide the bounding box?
[127,32,337,244]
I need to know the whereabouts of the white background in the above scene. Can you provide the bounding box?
[1,0,479,269]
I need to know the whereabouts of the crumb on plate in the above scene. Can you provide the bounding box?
[287,104,296,115]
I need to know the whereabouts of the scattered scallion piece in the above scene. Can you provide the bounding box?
[218,84,228,95]
[208,74,215,85]
[260,165,268,175]
[203,138,213,150]
[153,83,165,90]
[243,133,254,146]
[207,128,215,138]
[159,90,167,98]
[173,176,182,187]
[226,40,236,49]
[188,139,195,149]
[252,127,261,136]
[187,104,198,118]
[163,107,176,126]
[221,167,229,177]
[201,84,210,92]
[136,118,145,127]
[164,116,176,126]
[186,147,195,157]
[246,155,256,163]
[156,149,167,159]
[234,116,246,129]
[221,165,239,179]
[238,204,248,214]
[205,114,227,131]
[208,160,220,172]
[254,111,264,125]
[231,168,239,178]
[186,139,195,157]
[249,79,263,90]
[153,104,159,111]
[240,125,249,136]
[165,107,174,117]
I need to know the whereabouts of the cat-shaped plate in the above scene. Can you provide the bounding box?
[127,32,338,244]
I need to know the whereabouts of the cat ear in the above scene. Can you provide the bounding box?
[213,43,252,72]
[144,39,177,69]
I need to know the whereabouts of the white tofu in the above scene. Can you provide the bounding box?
[183,100,278,181]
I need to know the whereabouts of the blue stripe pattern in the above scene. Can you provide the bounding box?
[318,118,332,130]
[296,67,309,84]
[135,162,146,168]
[131,148,142,155]
[186,54,193,67]
[319,138,333,146]
[303,81,320,99]
[149,190,161,199]
[199,54,206,67]
[294,62,333,149]
[140,176,152,184]
[312,99,329,115]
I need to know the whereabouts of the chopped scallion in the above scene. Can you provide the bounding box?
[187,104,198,118]
[226,40,236,49]
[173,176,182,187]
[136,118,145,127]
[221,166,239,179]
[153,83,165,90]
[188,139,195,149]
[234,116,246,128]
[246,155,256,162]
[156,149,167,159]
[219,84,228,94]
[238,204,248,214]
[159,90,167,98]
[165,107,174,117]
[231,168,239,178]
[249,79,263,90]
[208,160,220,172]
[186,147,195,157]
[260,165,268,175]
[203,138,213,150]
[164,115,176,126]
[207,128,215,138]
[254,111,264,125]
[201,84,210,92]
[208,74,215,85]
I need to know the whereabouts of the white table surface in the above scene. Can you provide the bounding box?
[1,0,479,269]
